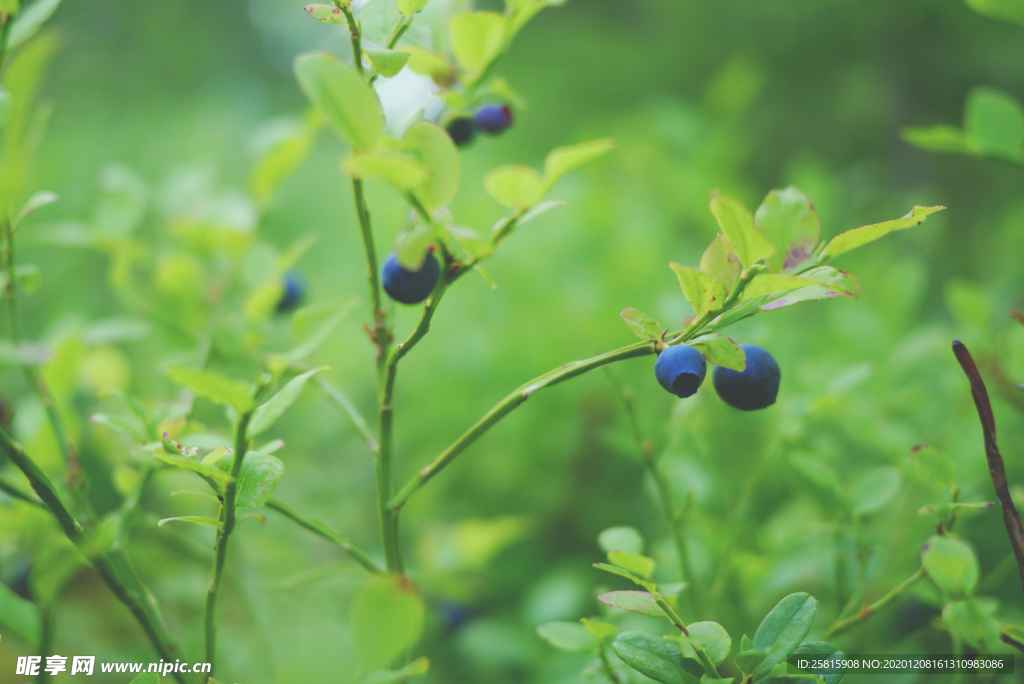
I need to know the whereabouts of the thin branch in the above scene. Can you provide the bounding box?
[952,340,1024,598]
[0,473,46,508]
[1001,630,1024,654]
[821,567,926,640]
[265,497,382,575]
[317,376,378,452]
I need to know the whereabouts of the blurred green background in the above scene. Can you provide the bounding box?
[2,0,1024,682]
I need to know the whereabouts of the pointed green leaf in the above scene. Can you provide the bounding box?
[965,86,1024,160]
[620,308,663,340]
[922,535,979,597]
[8,0,62,51]
[536,622,597,652]
[167,365,254,413]
[901,125,974,155]
[448,12,506,72]
[365,48,411,78]
[484,164,546,210]
[791,642,846,684]
[912,445,956,488]
[247,367,327,439]
[217,451,285,508]
[154,452,233,485]
[699,235,741,291]
[694,335,745,371]
[303,3,348,23]
[709,191,774,268]
[608,550,655,579]
[294,52,384,151]
[0,580,41,645]
[822,206,945,260]
[15,190,57,225]
[800,266,861,298]
[593,562,652,587]
[581,618,618,642]
[343,153,427,190]
[754,187,820,272]
[157,516,222,530]
[613,631,700,684]
[679,622,731,666]
[402,121,460,211]
[351,575,425,671]
[598,526,644,555]
[761,286,840,311]
[751,593,818,680]
[599,590,666,618]
[542,138,615,188]
[670,263,724,316]
[741,274,819,301]
[734,648,768,676]
[517,199,564,227]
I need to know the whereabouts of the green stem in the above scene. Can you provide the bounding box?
[0,13,11,70]
[690,641,721,679]
[334,0,364,76]
[597,642,621,684]
[0,428,195,684]
[317,375,379,453]
[821,567,926,640]
[204,410,254,678]
[35,606,53,684]
[389,340,657,510]
[266,497,382,574]
[0,474,46,507]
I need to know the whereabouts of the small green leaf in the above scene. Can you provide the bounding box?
[365,48,411,78]
[679,621,731,666]
[598,526,644,555]
[0,580,41,645]
[217,451,285,508]
[613,631,700,684]
[593,562,651,587]
[751,593,818,681]
[8,0,62,51]
[754,187,820,272]
[901,125,974,155]
[15,190,57,225]
[536,621,597,652]
[517,199,564,227]
[608,550,655,579]
[166,365,254,413]
[709,191,774,268]
[402,122,460,211]
[363,657,431,684]
[699,235,741,291]
[447,226,493,261]
[670,263,725,317]
[822,205,945,260]
[247,367,327,439]
[942,599,1002,651]
[483,164,546,210]
[542,138,615,188]
[694,335,745,371]
[620,308,663,340]
[344,153,427,190]
[303,3,347,23]
[581,618,618,642]
[965,86,1024,160]
[294,51,384,151]
[157,516,222,530]
[734,648,768,676]
[397,0,430,15]
[848,467,900,516]
[448,12,506,72]
[350,575,425,672]
[922,535,979,597]
[912,445,956,488]
[154,452,233,485]
[761,286,841,311]
[598,590,666,618]
[741,274,819,301]
[790,642,846,684]
[799,266,861,298]
[396,225,434,270]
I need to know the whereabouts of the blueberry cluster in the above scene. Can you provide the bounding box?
[655,343,780,411]
[445,105,514,147]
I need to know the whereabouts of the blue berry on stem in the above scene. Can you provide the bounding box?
[446,117,476,146]
[655,345,707,398]
[712,344,780,411]
[276,271,305,313]
[474,105,513,135]
[382,252,440,305]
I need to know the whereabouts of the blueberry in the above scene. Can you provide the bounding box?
[382,252,440,305]
[655,345,707,398]
[712,344,780,411]
[474,105,513,135]
[445,117,476,146]
[276,271,305,314]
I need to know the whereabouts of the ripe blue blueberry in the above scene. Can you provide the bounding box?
[655,345,707,398]
[474,105,513,134]
[382,252,440,305]
[712,344,781,411]
[446,117,476,146]
[276,271,304,313]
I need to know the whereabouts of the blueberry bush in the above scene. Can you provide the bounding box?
[0,1,1023,683]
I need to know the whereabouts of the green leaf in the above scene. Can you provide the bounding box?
[613,631,700,684]
[741,274,818,302]
[942,599,1002,651]
[363,658,431,684]
[791,642,846,684]
[0,0,19,15]
[699,235,741,291]
[294,52,384,151]
[128,674,160,684]
[397,0,430,15]
[245,368,325,438]
[751,593,818,680]
[608,550,655,579]
[694,335,745,371]
[965,0,1024,26]
[365,48,411,78]
[0,580,40,645]
[822,205,945,260]
[761,285,840,312]
[922,535,979,597]
[350,575,425,671]
[396,224,434,270]
[447,225,493,261]
[217,451,285,508]
[517,199,564,227]
[402,121,460,211]
[157,516,222,530]
[166,365,255,413]
[581,618,618,642]
[598,590,666,618]
[448,12,506,73]
[344,152,427,190]
[536,622,597,652]
[965,86,1024,160]
[15,189,57,225]
[754,187,820,272]
[154,451,233,485]
[620,308,664,340]
[483,164,546,210]
[848,467,900,516]
[901,125,974,155]
[912,445,956,488]
[598,526,644,555]
[303,3,347,23]
[799,266,861,298]
[670,263,725,317]
[734,648,768,676]
[542,138,615,188]
[709,191,774,268]
[679,622,731,666]
[593,562,652,587]
[8,0,61,51]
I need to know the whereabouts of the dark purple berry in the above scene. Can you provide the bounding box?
[712,344,780,411]
[445,117,476,146]
[382,252,440,305]
[474,105,513,135]
[655,345,707,398]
